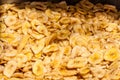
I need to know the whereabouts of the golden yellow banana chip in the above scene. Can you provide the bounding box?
[88,52,103,64]
[32,60,45,76]
[17,35,30,53]
[78,66,90,75]
[0,22,6,32]
[43,43,58,53]
[104,48,120,61]
[59,69,77,76]
[24,52,33,61]
[0,33,15,43]
[22,21,31,35]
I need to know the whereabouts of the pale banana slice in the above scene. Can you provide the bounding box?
[30,38,45,54]
[70,33,89,47]
[32,60,45,76]
[71,46,82,58]
[17,35,30,53]
[90,66,106,78]
[22,21,31,35]
[67,57,88,68]
[3,60,17,78]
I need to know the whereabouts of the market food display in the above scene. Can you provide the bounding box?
[0,0,120,79]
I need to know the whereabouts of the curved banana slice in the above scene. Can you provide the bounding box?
[43,43,58,53]
[28,30,45,39]
[32,60,45,76]
[16,54,28,63]
[3,60,17,78]
[24,52,33,61]
[88,52,103,64]
[4,15,17,27]
[31,19,49,36]
[30,38,45,54]
[17,35,30,53]
[70,33,89,47]
[22,21,31,35]
[78,66,90,75]
[104,48,120,61]
[57,29,70,40]
[0,42,3,54]
[59,69,77,76]
[71,46,82,58]
[67,57,87,68]
[90,66,106,78]
[0,33,15,43]
[63,46,71,56]
[0,22,6,32]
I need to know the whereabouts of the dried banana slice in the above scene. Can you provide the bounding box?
[24,52,33,61]
[90,66,106,78]
[3,60,17,78]
[64,76,78,80]
[57,29,70,40]
[0,22,6,32]
[0,33,15,43]
[4,15,17,26]
[88,52,103,64]
[32,60,45,76]
[60,17,71,24]
[22,21,31,35]
[67,57,87,68]
[17,35,30,53]
[43,43,58,53]
[28,30,45,39]
[70,33,89,47]
[63,46,71,56]
[59,69,77,76]
[78,66,90,75]
[104,48,120,61]
[71,46,82,58]
[30,38,45,54]
[16,54,28,63]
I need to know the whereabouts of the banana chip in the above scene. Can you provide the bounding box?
[70,33,89,47]
[4,15,17,27]
[0,22,6,32]
[30,38,45,54]
[17,35,30,53]
[104,48,120,61]
[0,33,15,43]
[59,69,77,76]
[3,60,17,78]
[78,66,90,75]
[22,21,31,35]
[67,57,88,68]
[43,43,58,53]
[32,60,45,76]
[88,52,103,64]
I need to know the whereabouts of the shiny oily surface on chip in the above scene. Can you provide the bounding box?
[0,0,120,80]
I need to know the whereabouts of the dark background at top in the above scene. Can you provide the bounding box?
[0,0,120,10]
